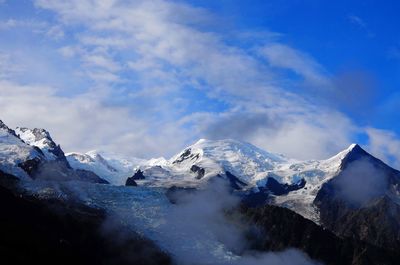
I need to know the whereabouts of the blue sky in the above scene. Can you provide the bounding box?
[1,0,400,165]
[194,0,400,126]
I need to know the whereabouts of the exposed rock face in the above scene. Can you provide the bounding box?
[263,176,306,196]
[19,159,108,184]
[15,127,69,164]
[0,120,18,137]
[0,122,108,184]
[125,176,138,186]
[172,148,200,164]
[220,171,247,190]
[240,176,306,207]
[241,189,271,207]
[17,157,43,177]
[0,171,171,265]
[131,169,146,180]
[190,165,205,179]
[314,144,400,251]
[241,204,400,265]
[73,169,109,184]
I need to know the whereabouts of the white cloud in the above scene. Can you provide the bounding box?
[0,52,24,79]
[365,127,400,169]
[260,44,330,87]
[183,106,355,160]
[0,80,190,158]
[46,25,65,40]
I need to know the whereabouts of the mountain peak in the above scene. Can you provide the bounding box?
[194,138,207,144]
[347,143,358,150]
[15,127,66,161]
[343,143,368,158]
[337,143,381,171]
[0,120,18,137]
[0,119,8,129]
[15,127,53,143]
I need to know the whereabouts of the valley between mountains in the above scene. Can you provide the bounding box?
[1,119,400,265]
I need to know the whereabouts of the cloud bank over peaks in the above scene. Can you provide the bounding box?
[0,0,399,165]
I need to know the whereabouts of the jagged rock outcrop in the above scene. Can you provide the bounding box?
[131,169,146,180]
[15,127,69,164]
[125,176,138,187]
[0,120,18,137]
[190,165,205,179]
[263,176,306,196]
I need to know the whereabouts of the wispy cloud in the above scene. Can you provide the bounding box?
[347,14,375,38]
[260,44,330,87]
[0,52,25,79]
[0,80,189,158]
[348,15,367,28]
[366,127,400,169]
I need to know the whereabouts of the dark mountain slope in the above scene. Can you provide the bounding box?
[0,171,171,265]
[240,204,400,265]
[314,144,400,251]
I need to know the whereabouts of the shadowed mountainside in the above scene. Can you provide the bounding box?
[0,171,171,265]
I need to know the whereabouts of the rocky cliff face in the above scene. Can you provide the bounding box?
[314,144,400,252]
[15,127,69,163]
[240,204,400,265]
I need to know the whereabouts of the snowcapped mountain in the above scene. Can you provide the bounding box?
[0,120,107,184]
[64,138,364,219]
[120,138,358,221]
[168,138,287,181]
[63,137,365,222]
[0,120,45,179]
[15,127,66,161]
[66,151,145,185]
[133,139,350,187]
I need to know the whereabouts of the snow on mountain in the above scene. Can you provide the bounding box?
[66,150,145,185]
[135,139,348,188]
[171,138,287,181]
[0,121,44,179]
[15,127,65,161]
[133,139,287,187]
[129,139,361,222]
[0,121,108,184]
[270,144,360,222]
[1,118,375,222]
[5,126,361,222]
[4,117,399,245]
